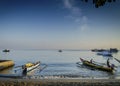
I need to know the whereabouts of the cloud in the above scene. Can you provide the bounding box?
[77,16,89,31]
[63,0,72,9]
[63,0,81,16]
[63,0,89,31]
[82,16,88,23]
[80,24,89,31]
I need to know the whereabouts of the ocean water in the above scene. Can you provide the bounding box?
[0,49,120,79]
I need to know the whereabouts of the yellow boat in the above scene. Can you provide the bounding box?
[0,60,14,70]
[80,58,114,72]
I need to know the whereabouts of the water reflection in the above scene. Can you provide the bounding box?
[0,66,14,74]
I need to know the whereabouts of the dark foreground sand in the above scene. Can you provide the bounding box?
[0,78,120,86]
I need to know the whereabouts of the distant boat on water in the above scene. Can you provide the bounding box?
[91,49,105,52]
[97,51,112,57]
[110,48,118,53]
[91,48,118,53]
[2,49,10,52]
[58,50,62,52]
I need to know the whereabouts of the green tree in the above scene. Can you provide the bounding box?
[81,0,116,8]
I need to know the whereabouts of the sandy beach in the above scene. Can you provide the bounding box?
[0,78,120,86]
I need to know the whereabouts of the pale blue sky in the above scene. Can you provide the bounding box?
[0,0,120,50]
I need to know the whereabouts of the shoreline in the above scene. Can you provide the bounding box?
[0,78,120,86]
[1,73,120,79]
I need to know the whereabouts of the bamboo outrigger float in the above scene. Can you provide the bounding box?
[80,58,114,72]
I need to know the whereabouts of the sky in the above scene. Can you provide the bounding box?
[0,0,120,50]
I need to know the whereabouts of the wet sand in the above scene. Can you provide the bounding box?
[0,78,120,86]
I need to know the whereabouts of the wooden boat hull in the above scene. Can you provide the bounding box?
[0,60,14,70]
[80,58,113,72]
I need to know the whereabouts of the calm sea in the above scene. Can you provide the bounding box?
[0,49,120,79]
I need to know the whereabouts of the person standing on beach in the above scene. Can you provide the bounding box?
[90,59,93,63]
[22,65,27,76]
[107,58,110,67]
[107,58,115,70]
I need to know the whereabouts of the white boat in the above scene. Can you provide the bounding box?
[22,61,40,74]
[27,61,40,72]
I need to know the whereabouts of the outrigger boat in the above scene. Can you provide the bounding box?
[80,58,114,72]
[22,61,40,74]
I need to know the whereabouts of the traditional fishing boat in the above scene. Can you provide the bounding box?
[22,61,40,74]
[2,49,10,52]
[80,58,114,72]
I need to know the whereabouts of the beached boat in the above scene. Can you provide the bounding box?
[80,58,114,72]
[22,61,40,74]
[0,60,14,70]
